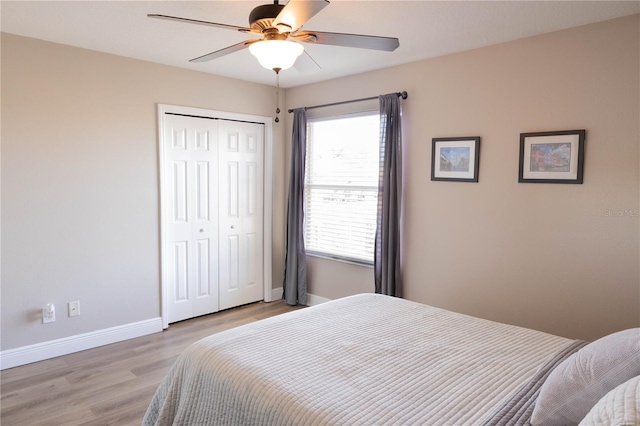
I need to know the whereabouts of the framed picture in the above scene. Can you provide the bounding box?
[431,137,480,182]
[519,130,585,184]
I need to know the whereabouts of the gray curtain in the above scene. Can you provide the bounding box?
[375,94,403,297]
[283,108,308,305]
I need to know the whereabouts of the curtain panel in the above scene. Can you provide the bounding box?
[283,108,308,305]
[375,94,403,297]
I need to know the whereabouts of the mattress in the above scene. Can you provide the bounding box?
[143,294,576,425]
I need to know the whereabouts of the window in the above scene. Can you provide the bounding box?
[304,112,380,265]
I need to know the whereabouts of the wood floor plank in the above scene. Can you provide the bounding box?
[0,358,69,384]
[88,383,160,417]
[1,377,71,409]
[0,300,304,425]
[64,366,137,386]
[28,407,97,426]
[1,369,137,423]
[0,358,75,393]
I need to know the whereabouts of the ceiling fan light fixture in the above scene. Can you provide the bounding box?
[249,40,304,71]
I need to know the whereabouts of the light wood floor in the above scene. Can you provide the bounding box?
[1,300,304,426]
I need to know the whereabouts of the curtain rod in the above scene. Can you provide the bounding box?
[287,91,408,113]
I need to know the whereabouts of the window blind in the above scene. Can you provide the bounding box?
[304,113,379,264]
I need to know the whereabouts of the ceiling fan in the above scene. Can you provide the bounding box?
[148,0,400,73]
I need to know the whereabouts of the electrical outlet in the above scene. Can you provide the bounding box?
[68,301,80,317]
[43,304,55,324]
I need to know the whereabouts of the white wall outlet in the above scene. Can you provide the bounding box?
[68,300,80,317]
[43,303,55,324]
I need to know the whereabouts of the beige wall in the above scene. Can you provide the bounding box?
[285,15,640,341]
[1,33,287,350]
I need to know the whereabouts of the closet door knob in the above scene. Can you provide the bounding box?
[231,225,235,229]
[199,229,204,232]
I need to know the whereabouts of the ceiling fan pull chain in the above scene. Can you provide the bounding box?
[274,67,281,123]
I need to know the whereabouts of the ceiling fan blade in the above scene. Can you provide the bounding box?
[148,14,254,34]
[294,50,321,74]
[293,30,399,51]
[190,40,259,63]
[272,0,329,33]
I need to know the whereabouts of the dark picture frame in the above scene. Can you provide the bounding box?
[431,137,480,182]
[519,130,585,184]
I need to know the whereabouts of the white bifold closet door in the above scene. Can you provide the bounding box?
[218,120,264,311]
[163,114,264,324]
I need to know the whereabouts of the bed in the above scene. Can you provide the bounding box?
[143,294,639,426]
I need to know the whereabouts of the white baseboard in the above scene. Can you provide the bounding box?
[0,317,163,370]
[306,293,331,306]
[271,287,283,301]
[267,288,330,307]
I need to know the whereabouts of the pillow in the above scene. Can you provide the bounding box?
[578,375,639,426]
[531,328,640,426]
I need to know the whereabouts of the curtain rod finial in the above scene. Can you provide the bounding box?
[400,91,408,99]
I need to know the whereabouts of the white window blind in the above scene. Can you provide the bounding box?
[304,112,380,264]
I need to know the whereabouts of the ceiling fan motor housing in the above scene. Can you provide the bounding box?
[249,3,285,32]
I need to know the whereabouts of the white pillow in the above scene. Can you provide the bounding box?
[578,375,639,426]
[531,328,640,426]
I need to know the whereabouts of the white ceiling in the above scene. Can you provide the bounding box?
[2,1,638,88]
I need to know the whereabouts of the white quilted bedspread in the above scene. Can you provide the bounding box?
[144,294,572,426]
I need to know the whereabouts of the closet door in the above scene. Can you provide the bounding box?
[164,114,219,323]
[218,120,265,310]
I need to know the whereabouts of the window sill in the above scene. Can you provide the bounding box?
[305,251,374,269]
